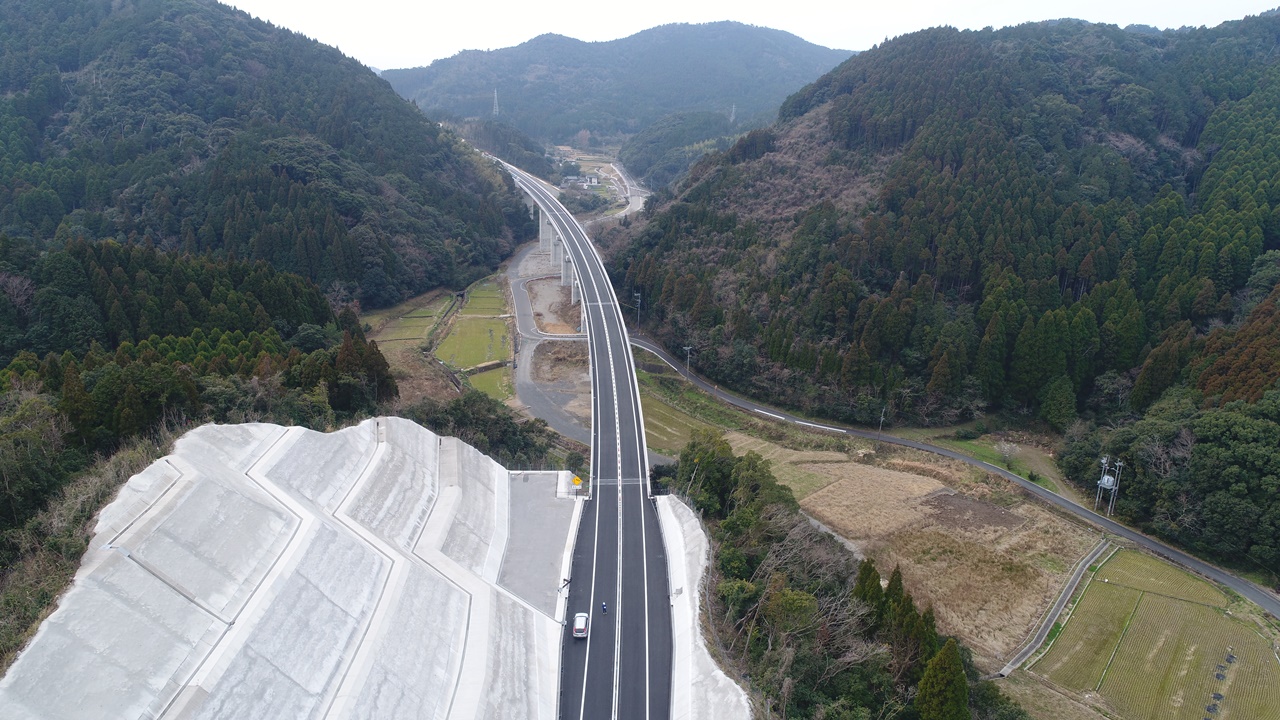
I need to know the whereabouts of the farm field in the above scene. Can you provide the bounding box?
[435,317,509,369]
[1101,594,1280,720]
[362,292,457,404]
[1035,579,1142,690]
[639,392,713,454]
[1095,550,1228,607]
[1032,549,1280,719]
[469,366,512,400]
[460,279,506,316]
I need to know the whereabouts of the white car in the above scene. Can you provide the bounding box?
[572,612,589,638]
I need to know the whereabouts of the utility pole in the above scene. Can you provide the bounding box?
[683,346,693,375]
[492,88,499,117]
[876,404,886,450]
[633,292,641,326]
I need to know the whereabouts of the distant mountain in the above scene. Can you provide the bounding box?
[607,14,1280,574]
[383,22,852,143]
[0,0,534,308]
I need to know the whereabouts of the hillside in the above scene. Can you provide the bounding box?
[383,22,852,143]
[0,0,534,308]
[608,16,1280,575]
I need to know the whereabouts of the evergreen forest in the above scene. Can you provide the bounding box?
[611,15,1280,578]
[0,0,535,309]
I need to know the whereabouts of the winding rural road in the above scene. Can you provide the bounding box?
[628,336,1280,620]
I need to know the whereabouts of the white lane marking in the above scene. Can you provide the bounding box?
[796,420,844,433]
[578,483,604,720]
[753,408,785,420]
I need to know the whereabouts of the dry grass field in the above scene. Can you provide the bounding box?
[797,450,1099,664]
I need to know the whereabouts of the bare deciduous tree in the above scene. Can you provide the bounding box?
[0,273,35,314]
[994,440,1019,466]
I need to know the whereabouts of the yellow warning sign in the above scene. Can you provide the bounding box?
[572,476,582,486]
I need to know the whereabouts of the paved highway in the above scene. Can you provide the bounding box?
[629,336,1280,620]
[503,163,673,720]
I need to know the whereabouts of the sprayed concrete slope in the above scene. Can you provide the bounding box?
[0,418,576,720]
[656,497,753,720]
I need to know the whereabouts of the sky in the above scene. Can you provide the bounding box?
[221,0,1279,71]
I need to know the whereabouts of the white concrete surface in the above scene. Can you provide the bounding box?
[656,496,753,720]
[0,419,578,720]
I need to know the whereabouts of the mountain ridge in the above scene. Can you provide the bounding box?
[383,21,853,142]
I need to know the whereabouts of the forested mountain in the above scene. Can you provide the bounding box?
[618,112,739,189]
[383,22,852,143]
[609,15,1280,575]
[0,0,534,308]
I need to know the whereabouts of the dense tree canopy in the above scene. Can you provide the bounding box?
[0,0,534,307]
[614,16,1280,429]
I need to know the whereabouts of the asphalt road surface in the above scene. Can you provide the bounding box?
[629,336,1280,621]
[503,163,673,720]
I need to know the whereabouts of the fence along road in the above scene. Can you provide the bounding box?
[502,162,673,720]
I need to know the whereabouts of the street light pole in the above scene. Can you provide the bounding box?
[683,346,692,375]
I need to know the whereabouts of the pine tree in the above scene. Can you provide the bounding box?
[976,312,1007,404]
[851,558,884,628]
[916,638,969,720]
[885,565,904,608]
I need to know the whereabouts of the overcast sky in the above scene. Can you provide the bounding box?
[220,0,1279,70]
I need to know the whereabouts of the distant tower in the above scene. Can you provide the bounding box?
[493,89,499,117]
[729,103,736,125]
[1095,456,1123,516]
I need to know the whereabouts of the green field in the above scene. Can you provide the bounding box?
[1033,550,1280,719]
[1098,550,1228,607]
[1099,594,1280,720]
[1036,579,1142,690]
[363,293,453,346]
[461,279,506,316]
[640,392,714,454]
[469,367,512,400]
[434,317,509,369]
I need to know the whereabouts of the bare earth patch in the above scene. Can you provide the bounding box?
[531,341,591,425]
[532,341,588,384]
[797,457,1098,670]
[528,278,581,335]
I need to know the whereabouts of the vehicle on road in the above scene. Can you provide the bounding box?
[572,612,589,638]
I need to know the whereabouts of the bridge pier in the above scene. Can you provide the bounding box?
[539,210,553,252]
[571,277,580,305]
[561,254,573,287]
[551,236,563,264]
